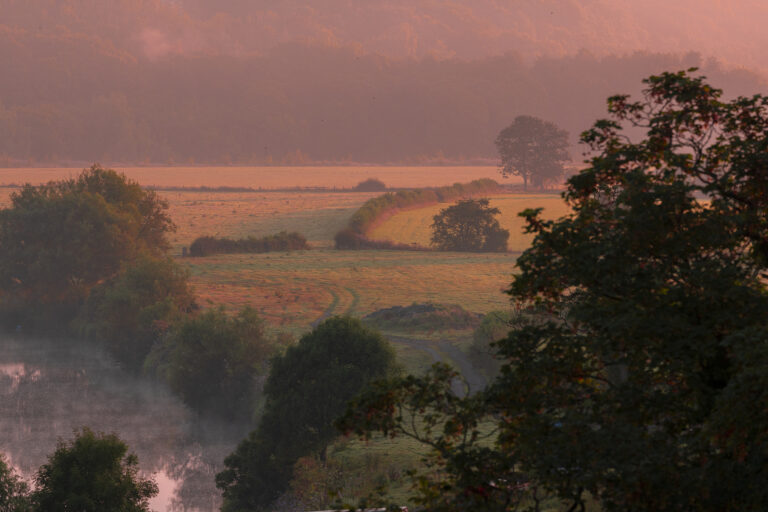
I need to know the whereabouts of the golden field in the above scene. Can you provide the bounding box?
[368,193,572,251]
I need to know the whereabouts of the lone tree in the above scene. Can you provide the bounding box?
[33,428,158,512]
[216,316,396,511]
[495,115,569,190]
[340,70,768,511]
[431,198,509,252]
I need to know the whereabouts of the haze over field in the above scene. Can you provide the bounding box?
[1,0,766,166]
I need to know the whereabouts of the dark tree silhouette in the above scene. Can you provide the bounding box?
[495,115,570,190]
[431,198,509,252]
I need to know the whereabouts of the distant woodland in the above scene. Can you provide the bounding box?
[1,1,766,166]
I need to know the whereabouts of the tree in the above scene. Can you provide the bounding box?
[32,428,158,512]
[353,178,387,192]
[495,115,569,190]
[339,70,768,511]
[216,316,397,511]
[0,454,29,512]
[0,165,174,328]
[430,198,509,252]
[76,255,196,372]
[146,306,275,419]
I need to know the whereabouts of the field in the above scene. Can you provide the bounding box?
[184,250,512,334]
[368,193,573,251]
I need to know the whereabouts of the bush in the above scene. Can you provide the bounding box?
[189,231,309,257]
[353,178,386,192]
[75,256,197,373]
[146,306,277,419]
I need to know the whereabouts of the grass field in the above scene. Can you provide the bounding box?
[183,250,513,335]
[368,193,572,251]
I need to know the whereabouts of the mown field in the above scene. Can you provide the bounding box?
[368,193,572,251]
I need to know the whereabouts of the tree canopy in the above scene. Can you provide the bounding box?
[0,165,174,327]
[216,316,397,511]
[430,198,509,252]
[32,428,157,512]
[495,115,570,190]
[146,306,275,419]
[339,70,768,511]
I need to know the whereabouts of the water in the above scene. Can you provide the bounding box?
[0,335,250,511]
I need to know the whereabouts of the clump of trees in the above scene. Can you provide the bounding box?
[353,178,387,192]
[0,165,175,328]
[216,316,397,511]
[188,231,309,257]
[0,428,157,511]
[339,70,768,510]
[495,115,570,190]
[335,178,503,249]
[146,306,279,420]
[431,198,509,252]
[76,256,197,372]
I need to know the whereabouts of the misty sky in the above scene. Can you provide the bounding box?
[2,1,765,165]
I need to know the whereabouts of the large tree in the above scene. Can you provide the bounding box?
[216,316,397,511]
[340,70,768,511]
[495,115,570,190]
[0,165,174,327]
[430,198,509,252]
[32,428,158,512]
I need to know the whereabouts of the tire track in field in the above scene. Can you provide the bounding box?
[311,288,339,327]
[386,335,487,397]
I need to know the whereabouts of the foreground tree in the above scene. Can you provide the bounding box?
[431,198,509,252]
[33,428,157,512]
[495,115,570,190]
[0,454,29,512]
[340,70,768,510]
[0,165,173,327]
[216,316,397,511]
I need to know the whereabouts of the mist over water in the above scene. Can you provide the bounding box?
[0,335,250,511]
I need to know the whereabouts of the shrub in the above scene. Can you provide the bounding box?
[146,306,277,419]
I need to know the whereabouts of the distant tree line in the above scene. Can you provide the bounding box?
[1,20,759,166]
[189,232,309,257]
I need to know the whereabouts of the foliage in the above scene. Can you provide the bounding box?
[353,178,387,192]
[430,198,509,252]
[146,306,276,419]
[216,316,397,511]
[76,255,196,372]
[335,179,503,249]
[339,70,768,511]
[0,165,173,328]
[189,231,309,257]
[0,454,29,512]
[495,115,570,190]
[32,428,157,512]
